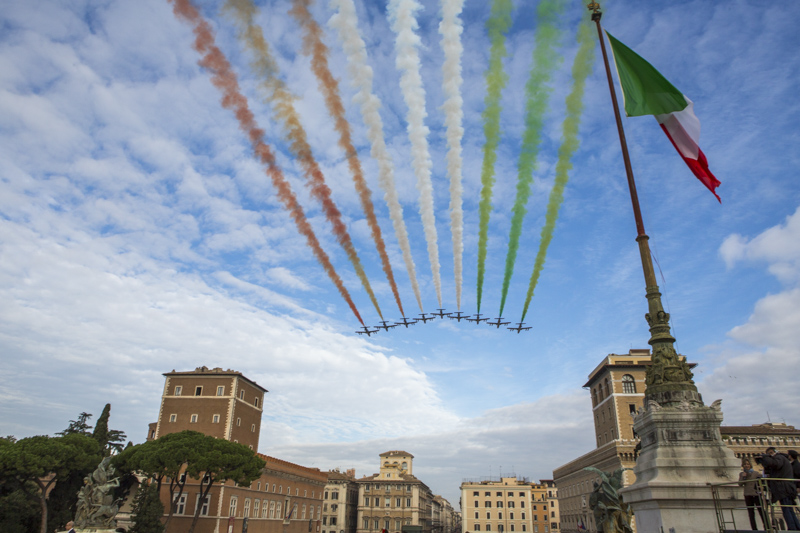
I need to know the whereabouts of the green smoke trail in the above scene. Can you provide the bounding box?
[497,0,563,318]
[520,19,596,323]
[476,0,513,314]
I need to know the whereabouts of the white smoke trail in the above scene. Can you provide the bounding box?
[439,0,465,311]
[328,0,423,313]
[387,0,443,309]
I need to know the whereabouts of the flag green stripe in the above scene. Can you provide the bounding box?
[605,31,687,117]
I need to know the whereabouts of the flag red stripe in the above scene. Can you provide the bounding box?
[659,123,721,203]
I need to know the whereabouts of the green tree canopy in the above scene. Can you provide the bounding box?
[129,481,165,533]
[0,434,101,533]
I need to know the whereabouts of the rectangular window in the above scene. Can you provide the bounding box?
[475,512,479,519]
[324,491,328,500]
[217,386,225,396]
[511,526,515,532]
[363,519,370,529]
[486,525,491,531]
[190,414,198,423]
[498,512,503,520]
[302,504,307,519]
[262,499,268,518]
[176,494,187,515]
[406,498,411,507]
[169,414,177,423]
[522,513,526,520]
[229,496,238,517]
[365,497,370,506]
[323,517,328,526]
[330,517,337,525]
[254,499,260,517]
[270,500,276,518]
[519,492,526,497]
[485,492,491,497]
[237,417,241,426]
[255,397,259,407]
[385,497,390,507]
[396,497,401,507]
[276,501,281,518]
[252,424,256,432]
[273,484,276,492]
[510,512,514,519]
[497,492,502,497]
[331,491,339,500]
[374,519,380,529]
[485,501,491,508]
[473,491,479,496]
[240,390,245,399]
[195,386,202,396]
[497,501,503,508]
[175,386,182,396]
[244,498,251,517]
[475,525,480,532]
[521,502,525,508]
[486,512,491,519]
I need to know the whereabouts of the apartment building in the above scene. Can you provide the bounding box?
[323,469,359,533]
[460,476,536,533]
[357,451,435,533]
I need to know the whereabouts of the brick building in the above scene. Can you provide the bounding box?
[140,366,327,533]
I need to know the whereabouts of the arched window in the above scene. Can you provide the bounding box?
[622,374,636,394]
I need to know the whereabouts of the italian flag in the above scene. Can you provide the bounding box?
[605,31,721,202]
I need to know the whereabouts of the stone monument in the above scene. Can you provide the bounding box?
[74,456,122,531]
[585,467,633,533]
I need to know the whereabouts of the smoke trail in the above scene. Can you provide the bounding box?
[328,0,423,313]
[520,20,596,323]
[287,0,405,317]
[497,0,563,318]
[222,0,383,321]
[475,0,513,314]
[167,0,364,325]
[388,0,443,309]
[439,0,465,310]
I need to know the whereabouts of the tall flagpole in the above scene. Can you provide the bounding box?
[588,2,699,405]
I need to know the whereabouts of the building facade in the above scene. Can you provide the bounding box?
[142,367,327,533]
[323,469,360,533]
[356,451,435,533]
[553,350,800,533]
[460,476,536,533]
[150,366,267,452]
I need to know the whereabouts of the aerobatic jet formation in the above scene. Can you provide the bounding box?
[355,311,533,336]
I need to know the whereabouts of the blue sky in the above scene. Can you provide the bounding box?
[1,0,799,507]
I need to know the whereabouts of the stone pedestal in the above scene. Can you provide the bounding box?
[620,391,746,533]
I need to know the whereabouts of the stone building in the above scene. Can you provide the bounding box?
[356,451,435,533]
[323,469,360,533]
[460,476,538,533]
[143,366,327,533]
[537,481,559,533]
[433,494,457,533]
[553,350,800,533]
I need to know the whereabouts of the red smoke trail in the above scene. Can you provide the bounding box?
[289,0,405,317]
[168,0,364,326]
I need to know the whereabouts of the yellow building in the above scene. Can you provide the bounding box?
[357,451,435,533]
[460,476,538,533]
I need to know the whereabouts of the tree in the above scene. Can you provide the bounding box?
[57,412,93,436]
[185,438,265,533]
[92,404,128,455]
[114,431,205,528]
[0,434,101,533]
[129,481,165,533]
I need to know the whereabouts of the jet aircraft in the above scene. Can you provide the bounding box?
[449,311,468,322]
[466,313,489,324]
[433,309,450,319]
[356,326,379,336]
[376,321,397,332]
[395,316,418,328]
[508,323,532,334]
[417,313,434,324]
[487,318,510,329]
